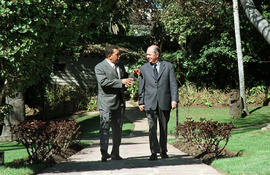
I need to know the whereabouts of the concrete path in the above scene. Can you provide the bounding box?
[38,102,224,175]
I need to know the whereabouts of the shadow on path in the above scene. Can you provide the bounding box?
[42,154,201,173]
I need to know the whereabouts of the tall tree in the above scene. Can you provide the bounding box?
[240,0,270,44]
[0,0,133,138]
[0,0,133,105]
[233,0,249,115]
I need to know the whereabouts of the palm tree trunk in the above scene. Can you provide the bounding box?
[240,0,270,44]
[233,0,249,115]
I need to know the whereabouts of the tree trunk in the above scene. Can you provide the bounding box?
[0,91,25,141]
[240,0,270,44]
[233,0,249,116]
[0,79,8,106]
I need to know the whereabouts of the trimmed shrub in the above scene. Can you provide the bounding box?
[11,120,80,163]
[176,117,234,157]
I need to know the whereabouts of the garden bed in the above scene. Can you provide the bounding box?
[173,140,241,165]
[10,142,85,166]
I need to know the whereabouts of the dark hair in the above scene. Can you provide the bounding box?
[105,45,119,57]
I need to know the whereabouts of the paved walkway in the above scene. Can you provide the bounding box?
[38,102,224,175]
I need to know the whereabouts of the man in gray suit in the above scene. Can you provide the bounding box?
[95,45,135,162]
[138,45,178,160]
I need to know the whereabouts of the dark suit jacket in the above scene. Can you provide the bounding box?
[139,60,178,111]
[95,59,128,111]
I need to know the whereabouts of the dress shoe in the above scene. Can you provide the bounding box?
[148,153,158,161]
[111,155,123,160]
[160,152,169,159]
[101,151,111,162]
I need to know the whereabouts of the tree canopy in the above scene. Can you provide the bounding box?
[0,0,132,104]
[159,0,270,88]
[1,0,270,104]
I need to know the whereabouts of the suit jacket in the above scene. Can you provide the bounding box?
[95,59,128,111]
[139,60,178,111]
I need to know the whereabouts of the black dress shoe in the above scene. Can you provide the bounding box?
[111,155,123,160]
[101,152,111,162]
[160,152,169,159]
[148,153,158,161]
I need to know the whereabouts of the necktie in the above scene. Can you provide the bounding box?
[153,64,158,80]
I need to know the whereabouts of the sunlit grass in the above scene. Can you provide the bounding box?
[0,142,46,175]
[212,129,270,175]
[168,106,270,175]
[168,106,270,134]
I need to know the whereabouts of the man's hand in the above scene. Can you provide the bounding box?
[139,105,145,111]
[122,78,134,86]
[171,101,177,110]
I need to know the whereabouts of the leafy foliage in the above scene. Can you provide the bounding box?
[0,104,11,125]
[11,119,80,163]
[42,85,98,118]
[159,0,270,88]
[124,50,147,100]
[0,0,132,100]
[87,97,98,112]
[176,117,234,157]
[177,83,270,108]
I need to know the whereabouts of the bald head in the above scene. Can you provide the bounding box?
[147,45,160,55]
[146,45,160,64]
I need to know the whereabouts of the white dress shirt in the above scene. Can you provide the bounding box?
[106,59,120,78]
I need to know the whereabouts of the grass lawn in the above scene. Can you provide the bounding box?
[212,128,270,175]
[168,106,270,175]
[0,112,134,175]
[0,142,47,175]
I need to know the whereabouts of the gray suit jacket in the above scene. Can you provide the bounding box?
[95,59,128,111]
[139,60,178,111]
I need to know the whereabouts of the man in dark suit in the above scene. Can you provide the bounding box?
[138,45,178,160]
[95,45,135,162]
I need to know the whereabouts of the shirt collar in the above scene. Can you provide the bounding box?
[151,61,160,66]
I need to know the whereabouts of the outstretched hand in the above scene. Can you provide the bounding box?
[122,78,134,86]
